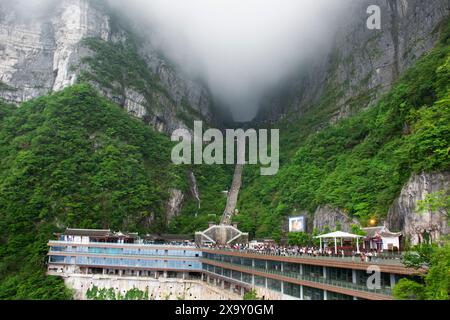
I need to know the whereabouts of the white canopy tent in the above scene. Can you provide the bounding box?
[315,231,364,255]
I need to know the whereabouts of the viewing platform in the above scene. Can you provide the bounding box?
[47,228,422,300]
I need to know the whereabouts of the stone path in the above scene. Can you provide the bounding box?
[221,164,244,225]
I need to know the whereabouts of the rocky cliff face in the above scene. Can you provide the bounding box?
[166,189,185,223]
[0,0,109,102]
[313,206,360,233]
[257,0,449,122]
[387,172,450,245]
[0,0,216,134]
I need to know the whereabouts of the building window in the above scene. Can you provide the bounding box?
[267,278,281,292]
[283,282,301,298]
[49,256,65,263]
[327,291,354,300]
[254,276,266,288]
[254,259,266,270]
[303,265,323,278]
[242,273,252,284]
[231,270,242,281]
[303,286,324,300]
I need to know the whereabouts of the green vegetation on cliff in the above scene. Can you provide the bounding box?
[235,19,450,240]
[79,37,169,106]
[394,241,450,300]
[0,84,231,299]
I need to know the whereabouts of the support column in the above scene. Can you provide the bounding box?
[300,264,303,276]
[240,287,245,296]
[352,269,357,284]
[119,269,123,277]
[390,274,397,289]
[323,290,328,301]
[164,271,168,278]
[323,266,327,279]
[300,285,304,300]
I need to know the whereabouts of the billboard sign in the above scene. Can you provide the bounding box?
[289,216,305,233]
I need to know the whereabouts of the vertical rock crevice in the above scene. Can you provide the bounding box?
[387,0,400,80]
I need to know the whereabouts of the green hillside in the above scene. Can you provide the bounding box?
[0,84,231,299]
[234,19,450,240]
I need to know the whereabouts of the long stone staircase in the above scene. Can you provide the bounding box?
[220,164,244,226]
[195,162,248,246]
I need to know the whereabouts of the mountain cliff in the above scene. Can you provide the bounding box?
[0,0,448,299]
[235,4,449,244]
[257,0,448,123]
[0,0,220,134]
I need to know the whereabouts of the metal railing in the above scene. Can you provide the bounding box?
[202,258,393,297]
[49,249,201,260]
[48,240,198,249]
[202,248,404,266]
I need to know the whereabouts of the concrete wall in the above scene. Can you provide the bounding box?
[61,274,241,300]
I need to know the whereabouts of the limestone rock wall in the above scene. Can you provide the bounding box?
[257,0,449,122]
[63,274,240,300]
[313,206,360,233]
[0,0,216,134]
[166,189,185,223]
[387,172,450,245]
[0,0,109,103]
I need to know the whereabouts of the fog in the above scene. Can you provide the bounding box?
[0,0,56,20]
[2,0,354,121]
[108,0,355,121]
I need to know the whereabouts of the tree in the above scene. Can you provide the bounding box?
[394,241,450,300]
[287,232,311,246]
[244,289,259,300]
[393,279,426,300]
[402,244,435,269]
[351,224,367,236]
[423,242,450,299]
[322,225,331,234]
[417,191,450,223]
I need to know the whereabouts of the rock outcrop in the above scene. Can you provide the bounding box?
[257,0,449,122]
[0,0,216,134]
[165,189,185,223]
[387,172,450,245]
[313,206,360,233]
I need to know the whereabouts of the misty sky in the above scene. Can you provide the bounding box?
[2,0,353,121]
[108,0,353,121]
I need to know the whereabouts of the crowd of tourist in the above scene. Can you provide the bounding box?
[203,242,393,262]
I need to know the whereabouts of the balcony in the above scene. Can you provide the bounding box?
[202,258,393,298]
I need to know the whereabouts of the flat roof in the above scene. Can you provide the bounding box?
[64,228,111,237]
